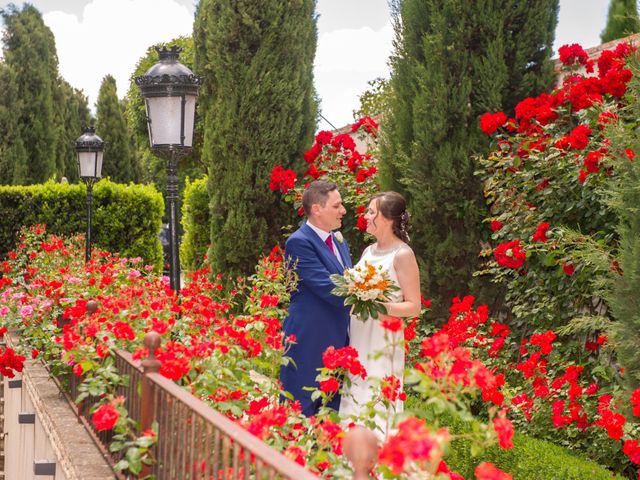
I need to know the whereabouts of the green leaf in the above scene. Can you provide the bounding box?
[125,447,142,475]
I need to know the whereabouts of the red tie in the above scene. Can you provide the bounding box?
[325,234,333,253]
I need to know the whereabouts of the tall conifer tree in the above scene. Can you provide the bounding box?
[95,75,137,183]
[382,0,558,316]
[0,4,59,184]
[53,79,91,183]
[0,63,20,183]
[194,0,317,275]
[601,0,640,43]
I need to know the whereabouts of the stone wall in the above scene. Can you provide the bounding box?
[2,333,115,480]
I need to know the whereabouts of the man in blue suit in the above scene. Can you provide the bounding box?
[281,180,353,416]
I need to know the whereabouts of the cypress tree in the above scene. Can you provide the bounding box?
[0,4,58,184]
[609,155,640,392]
[53,79,91,183]
[601,0,640,43]
[95,75,137,183]
[0,63,20,183]
[194,0,317,275]
[381,0,558,316]
[607,68,640,392]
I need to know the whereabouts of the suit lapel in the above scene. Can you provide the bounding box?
[301,223,344,273]
[335,237,352,268]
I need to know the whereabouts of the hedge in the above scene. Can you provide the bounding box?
[180,176,209,272]
[444,416,621,480]
[0,180,164,268]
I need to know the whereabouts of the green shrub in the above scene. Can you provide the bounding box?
[0,180,163,268]
[445,416,620,480]
[180,176,209,272]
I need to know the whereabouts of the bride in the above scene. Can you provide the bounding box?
[338,191,421,438]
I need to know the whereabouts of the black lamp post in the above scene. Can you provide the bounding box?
[135,46,201,294]
[75,126,104,263]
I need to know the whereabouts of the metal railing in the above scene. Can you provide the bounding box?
[59,305,380,479]
[65,331,317,479]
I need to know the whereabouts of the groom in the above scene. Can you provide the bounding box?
[280,180,353,416]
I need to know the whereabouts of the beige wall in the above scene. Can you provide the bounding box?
[554,32,640,85]
[2,333,114,480]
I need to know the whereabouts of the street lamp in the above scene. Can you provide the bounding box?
[75,126,104,263]
[135,46,201,293]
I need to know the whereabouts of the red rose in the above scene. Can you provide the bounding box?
[269,165,297,193]
[303,143,322,163]
[111,321,135,341]
[492,410,514,449]
[475,462,512,480]
[331,133,356,151]
[568,124,592,150]
[315,130,333,145]
[351,116,379,135]
[479,112,507,135]
[494,240,526,269]
[380,316,404,332]
[490,220,503,232]
[558,43,593,72]
[563,262,575,276]
[92,403,119,431]
[531,222,550,243]
[626,148,636,161]
[578,169,587,184]
[583,151,601,173]
[356,215,368,232]
[319,377,340,393]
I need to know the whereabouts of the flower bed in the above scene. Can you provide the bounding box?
[1,224,521,479]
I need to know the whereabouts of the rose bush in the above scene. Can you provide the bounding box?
[270,116,380,256]
[476,41,640,476]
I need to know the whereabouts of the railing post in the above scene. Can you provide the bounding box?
[140,332,161,479]
[86,300,98,315]
[343,426,378,480]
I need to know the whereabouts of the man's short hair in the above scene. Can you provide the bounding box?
[302,180,338,216]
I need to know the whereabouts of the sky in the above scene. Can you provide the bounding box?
[0,0,611,130]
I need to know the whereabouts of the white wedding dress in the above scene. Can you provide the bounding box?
[338,243,407,439]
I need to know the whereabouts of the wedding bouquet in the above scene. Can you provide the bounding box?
[330,262,399,320]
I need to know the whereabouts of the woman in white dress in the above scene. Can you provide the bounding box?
[339,191,421,439]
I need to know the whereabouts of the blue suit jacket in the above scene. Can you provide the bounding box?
[280,223,353,415]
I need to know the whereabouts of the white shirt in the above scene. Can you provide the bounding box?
[306,221,343,266]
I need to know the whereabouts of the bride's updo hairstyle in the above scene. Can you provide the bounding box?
[371,191,411,243]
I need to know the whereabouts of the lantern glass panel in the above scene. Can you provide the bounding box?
[78,151,103,178]
[183,95,196,148]
[146,96,183,146]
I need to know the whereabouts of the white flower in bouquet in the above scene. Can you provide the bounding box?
[331,261,399,320]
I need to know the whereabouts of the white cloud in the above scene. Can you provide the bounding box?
[42,0,193,110]
[4,0,611,131]
[314,21,393,128]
